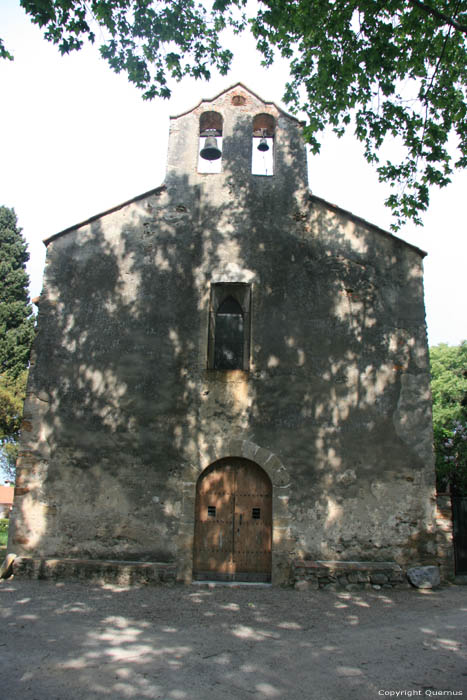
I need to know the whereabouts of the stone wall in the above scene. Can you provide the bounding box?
[8,84,438,584]
[12,557,177,586]
[293,560,410,591]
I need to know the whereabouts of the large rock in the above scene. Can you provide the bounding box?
[407,565,440,589]
[0,552,16,579]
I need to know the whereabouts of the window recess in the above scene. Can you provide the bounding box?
[207,283,251,371]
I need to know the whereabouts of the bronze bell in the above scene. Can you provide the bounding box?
[257,137,270,152]
[200,136,222,161]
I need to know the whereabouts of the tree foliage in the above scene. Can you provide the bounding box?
[0,371,28,439]
[0,372,28,482]
[0,206,35,480]
[2,0,466,229]
[430,342,467,494]
[0,206,35,379]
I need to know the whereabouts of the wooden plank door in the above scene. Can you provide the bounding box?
[233,460,272,582]
[193,462,235,580]
[193,458,272,582]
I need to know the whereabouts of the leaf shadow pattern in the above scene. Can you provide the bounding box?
[8,85,438,580]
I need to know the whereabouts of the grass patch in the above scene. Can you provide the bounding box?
[0,518,9,557]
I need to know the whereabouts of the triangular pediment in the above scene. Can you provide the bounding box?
[170,82,303,124]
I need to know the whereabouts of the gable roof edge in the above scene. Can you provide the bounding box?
[170,82,305,125]
[43,184,167,246]
[309,193,427,258]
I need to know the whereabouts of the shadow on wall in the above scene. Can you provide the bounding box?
[9,111,436,569]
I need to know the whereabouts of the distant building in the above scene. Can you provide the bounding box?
[8,84,439,584]
[0,485,14,519]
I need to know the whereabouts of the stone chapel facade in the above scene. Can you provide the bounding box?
[8,84,439,585]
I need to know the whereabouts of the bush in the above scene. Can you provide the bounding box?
[0,518,8,548]
[430,342,467,494]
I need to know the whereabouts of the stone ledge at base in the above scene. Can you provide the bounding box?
[11,557,177,586]
[293,560,410,590]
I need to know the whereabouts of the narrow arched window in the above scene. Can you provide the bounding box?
[214,297,244,370]
[208,283,251,371]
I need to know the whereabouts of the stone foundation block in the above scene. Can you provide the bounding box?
[12,557,177,586]
[293,560,407,590]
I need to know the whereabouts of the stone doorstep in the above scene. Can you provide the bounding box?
[12,557,177,585]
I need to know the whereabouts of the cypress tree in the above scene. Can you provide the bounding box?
[0,207,35,479]
[0,206,35,379]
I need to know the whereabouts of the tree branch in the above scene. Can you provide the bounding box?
[407,0,467,34]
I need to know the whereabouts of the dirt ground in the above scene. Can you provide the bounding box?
[0,578,466,700]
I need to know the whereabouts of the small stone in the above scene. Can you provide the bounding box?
[407,565,440,589]
[322,583,338,591]
[359,574,371,583]
[295,580,310,591]
[345,583,362,592]
[389,571,405,583]
[307,579,320,590]
[372,584,381,590]
[395,581,411,590]
[370,573,388,585]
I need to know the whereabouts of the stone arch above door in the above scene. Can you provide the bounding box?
[193,457,272,582]
[178,439,294,585]
[200,438,291,489]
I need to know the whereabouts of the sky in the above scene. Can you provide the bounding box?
[0,1,466,348]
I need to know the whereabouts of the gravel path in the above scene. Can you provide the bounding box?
[1,579,466,700]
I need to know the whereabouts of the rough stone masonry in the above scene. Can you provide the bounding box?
[7,84,444,585]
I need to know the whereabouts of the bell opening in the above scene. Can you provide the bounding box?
[252,116,275,175]
[252,136,274,176]
[198,131,223,173]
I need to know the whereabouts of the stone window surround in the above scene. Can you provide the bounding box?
[207,282,251,371]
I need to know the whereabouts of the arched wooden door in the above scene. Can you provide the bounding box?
[193,458,272,582]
